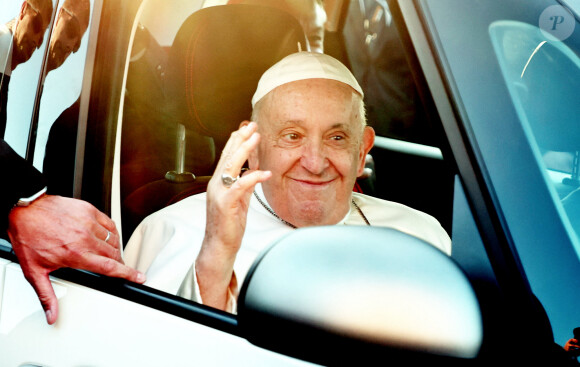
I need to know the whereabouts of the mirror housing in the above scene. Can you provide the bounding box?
[238,226,482,365]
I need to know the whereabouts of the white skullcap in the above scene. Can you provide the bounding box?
[251,51,364,107]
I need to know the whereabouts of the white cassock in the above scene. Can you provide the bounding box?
[124,183,452,312]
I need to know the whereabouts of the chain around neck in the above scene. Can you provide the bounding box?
[252,191,370,228]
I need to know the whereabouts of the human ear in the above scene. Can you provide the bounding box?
[19,2,27,20]
[357,126,375,176]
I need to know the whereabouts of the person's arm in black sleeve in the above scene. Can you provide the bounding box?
[1,138,146,325]
[0,138,46,237]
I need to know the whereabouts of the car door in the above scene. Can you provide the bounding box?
[392,0,580,362]
[0,0,468,364]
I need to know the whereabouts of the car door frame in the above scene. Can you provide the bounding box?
[387,0,567,361]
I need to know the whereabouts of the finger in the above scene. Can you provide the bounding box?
[94,209,119,235]
[221,121,257,154]
[26,271,59,325]
[218,122,258,172]
[95,236,123,262]
[93,221,121,252]
[78,253,146,284]
[222,131,261,177]
[102,228,121,252]
[92,208,120,246]
[234,170,272,191]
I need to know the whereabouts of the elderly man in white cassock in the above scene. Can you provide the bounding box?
[124,52,451,312]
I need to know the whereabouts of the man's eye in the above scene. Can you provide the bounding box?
[276,132,303,148]
[283,133,300,140]
[329,134,349,143]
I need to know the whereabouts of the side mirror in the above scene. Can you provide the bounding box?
[238,226,482,365]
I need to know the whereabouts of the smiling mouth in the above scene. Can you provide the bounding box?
[291,178,336,187]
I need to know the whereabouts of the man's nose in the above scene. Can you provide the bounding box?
[300,140,329,174]
[35,36,44,49]
[33,33,43,48]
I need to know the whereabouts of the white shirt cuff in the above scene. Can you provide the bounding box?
[177,263,239,314]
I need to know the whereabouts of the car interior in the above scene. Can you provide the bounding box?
[117,0,455,242]
[120,4,308,238]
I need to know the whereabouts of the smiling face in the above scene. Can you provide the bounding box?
[249,78,374,227]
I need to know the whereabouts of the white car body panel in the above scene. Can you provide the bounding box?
[0,263,317,367]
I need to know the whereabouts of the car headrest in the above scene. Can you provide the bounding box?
[165,4,306,150]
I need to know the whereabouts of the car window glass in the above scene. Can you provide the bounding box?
[423,0,580,349]
[1,0,55,157]
[489,10,580,352]
[342,0,436,146]
[489,16,580,254]
[31,0,93,187]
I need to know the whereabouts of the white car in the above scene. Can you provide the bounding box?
[1,0,579,365]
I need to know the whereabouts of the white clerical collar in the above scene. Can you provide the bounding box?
[253,183,352,226]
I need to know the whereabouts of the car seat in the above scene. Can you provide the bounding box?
[120,4,306,240]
